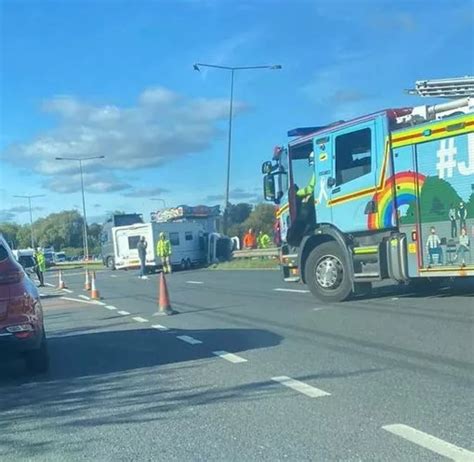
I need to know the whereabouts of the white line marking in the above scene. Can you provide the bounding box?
[93,301,106,305]
[62,288,73,293]
[39,293,47,297]
[313,307,325,311]
[391,297,399,300]
[105,305,117,310]
[212,351,247,363]
[271,376,330,398]
[117,310,130,316]
[44,282,55,287]
[151,324,169,331]
[78,295,90,300]
[110,275,118,278]
[132,316,148,323]
[186,281,204,285]
[176,335,202,345]
[382,424,474,461]
[60,296,100,306]
[273,288,310,294]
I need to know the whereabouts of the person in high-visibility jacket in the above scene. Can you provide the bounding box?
[257,231,271,249]
[34,247,46,287]
[156,232,172,273]
[296,151,316,203]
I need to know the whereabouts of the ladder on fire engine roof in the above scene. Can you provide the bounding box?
[405,76,474,98]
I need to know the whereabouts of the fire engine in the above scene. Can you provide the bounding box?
[262,77,474,302]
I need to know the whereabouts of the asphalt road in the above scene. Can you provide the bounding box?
[1,267,473,461]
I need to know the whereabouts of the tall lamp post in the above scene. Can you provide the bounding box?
[55,156,105,260]
[13,194,45,248]
[193,63,282,233]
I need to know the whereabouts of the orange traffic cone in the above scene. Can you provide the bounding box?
[58,270,66,289]
[154,272,174,316]
[90,271,101,300]
[84,270,91,291]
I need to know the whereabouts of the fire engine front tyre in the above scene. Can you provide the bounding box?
[305,241,353,303]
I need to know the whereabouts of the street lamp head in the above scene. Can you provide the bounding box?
[271,65,282,70]
[193,64,200,72]
[55,157,64,160]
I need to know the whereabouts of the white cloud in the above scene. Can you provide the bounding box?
[123,187,169,198]
[3,86,249,193]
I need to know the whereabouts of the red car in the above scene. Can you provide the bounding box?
[0,235,49,374]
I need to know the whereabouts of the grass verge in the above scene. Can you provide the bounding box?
[47,262,104,272]
[209,258,279,270]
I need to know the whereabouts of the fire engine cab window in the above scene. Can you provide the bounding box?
[335,128,371,185]
[170,232,180,246]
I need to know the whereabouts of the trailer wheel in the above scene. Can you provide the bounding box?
[180,259,187,271]
[186,258,192,270]
[305,241,352,303]
[106,256,115,270]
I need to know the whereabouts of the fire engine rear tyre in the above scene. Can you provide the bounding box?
[186,259,192,270]
[305,241,353,303]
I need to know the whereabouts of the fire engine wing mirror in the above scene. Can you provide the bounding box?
[262,161,273,174]
[263,174,276,202]
[327,177,336,187]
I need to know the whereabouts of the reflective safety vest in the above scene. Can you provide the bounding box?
[258,233,271,249]
[156,239,172,257]
[296,173,316,198]
[35,252,46,272]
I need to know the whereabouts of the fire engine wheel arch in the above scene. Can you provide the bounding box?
[304,241,353,303]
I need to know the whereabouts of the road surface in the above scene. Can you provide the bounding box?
[1,268,473,461]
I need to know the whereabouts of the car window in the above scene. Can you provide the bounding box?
[0,244,8,262]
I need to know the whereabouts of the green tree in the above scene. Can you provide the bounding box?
[466,192,474,219]
[0,223,21,248]
[228,203,276,240]
[404,176,462,224]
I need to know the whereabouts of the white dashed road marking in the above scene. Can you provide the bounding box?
[60,297,100,306]
[132,316,148,323]
[62,288,73,293]
[117,310,130,316]
[105,305,117,310]
[177,335,202,345]
[186,281,204,285]
[212,351,247,363]
[151,324,169,331]
[44,282,55,288]
[110,275,118,278]
[78,295,90,300]
[271,376,331,398]
[273,288,310,294]
[382,424,474,461]
[94,301,106,305]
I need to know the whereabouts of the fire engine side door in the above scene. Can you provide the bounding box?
[328,119,380,233]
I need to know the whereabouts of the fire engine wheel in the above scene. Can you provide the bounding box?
[305,241,352,303]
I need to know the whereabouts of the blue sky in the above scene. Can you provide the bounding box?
[1,0,473,223]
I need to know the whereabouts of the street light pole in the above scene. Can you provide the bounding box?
[193,62,282,234]
[13,194,45,248]
[55,155,105,260]
[78,159,89,261]
[151,198,167,208]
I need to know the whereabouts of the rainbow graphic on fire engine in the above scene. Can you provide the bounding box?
[368,172,426,230]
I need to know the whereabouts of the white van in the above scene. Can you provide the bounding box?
[112,221,207,271]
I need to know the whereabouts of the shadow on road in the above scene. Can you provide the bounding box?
[0,325,283,458]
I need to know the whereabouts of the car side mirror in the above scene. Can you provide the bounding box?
[263,174,276,202]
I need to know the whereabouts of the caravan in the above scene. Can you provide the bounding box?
[113,221,208,271]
